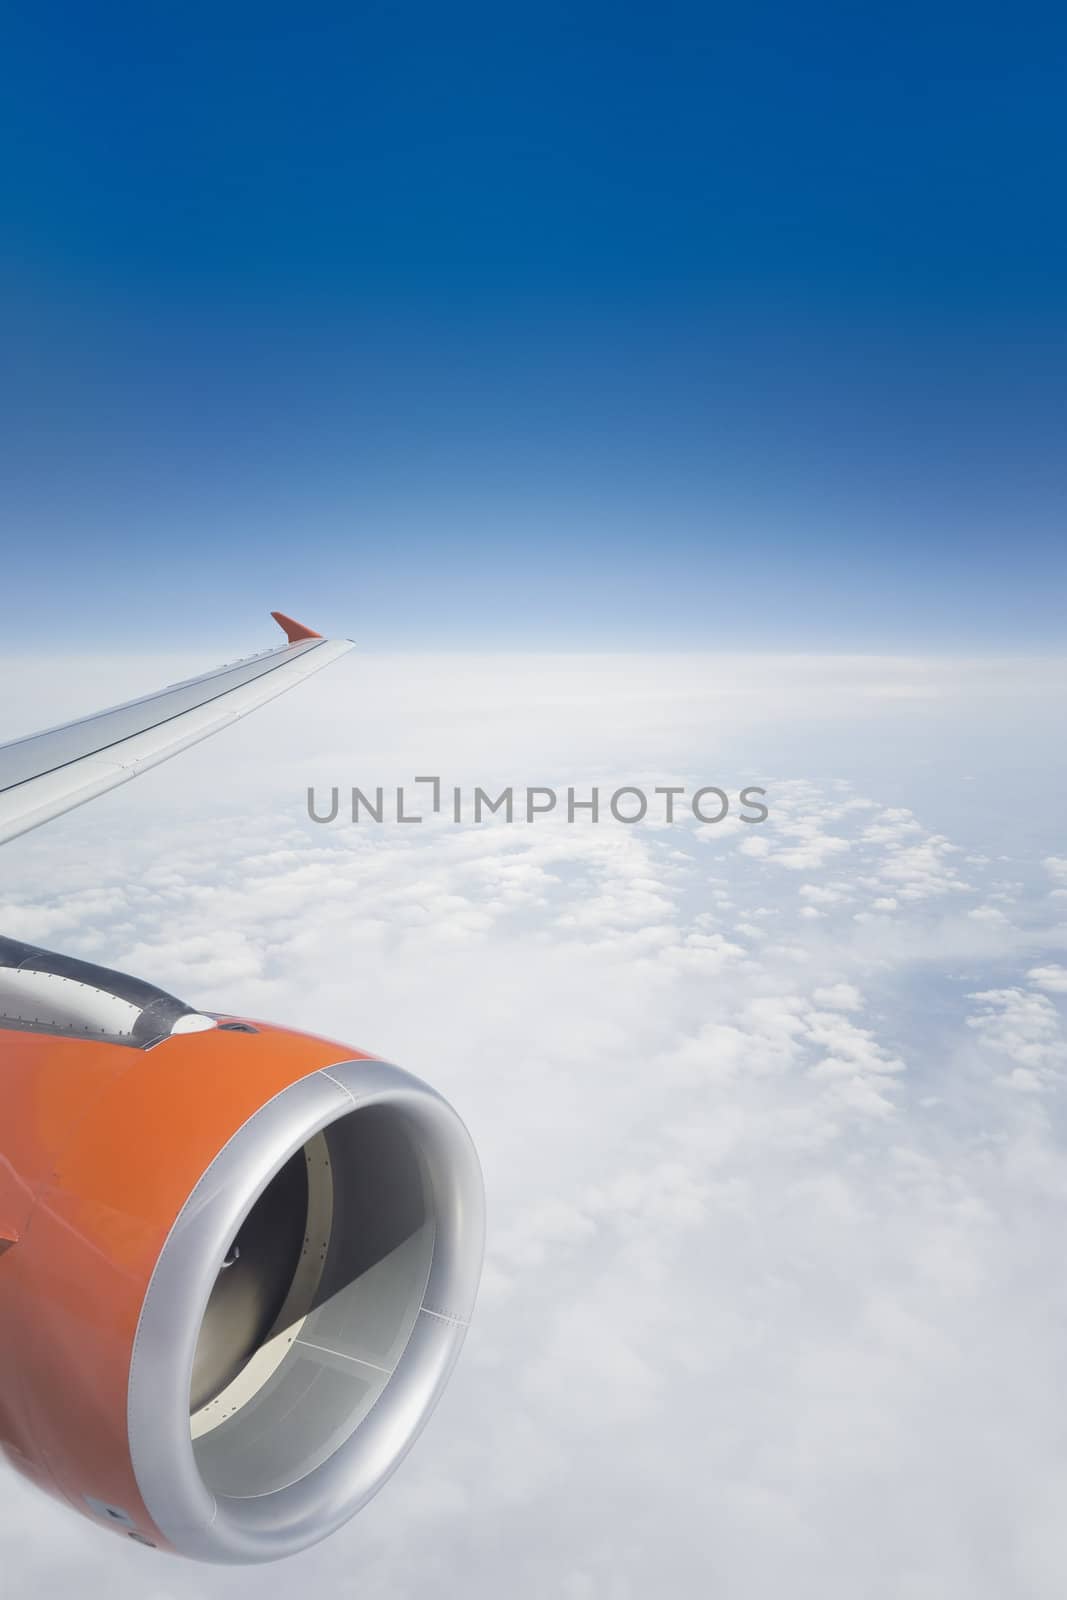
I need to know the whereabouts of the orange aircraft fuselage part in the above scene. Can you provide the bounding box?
[0,1019,371,1548]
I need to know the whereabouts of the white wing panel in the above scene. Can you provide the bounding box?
[0,631,352,846]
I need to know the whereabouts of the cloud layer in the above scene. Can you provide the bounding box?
[1,653,1066,1599]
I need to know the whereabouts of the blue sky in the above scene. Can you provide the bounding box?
[2,2,1065,650]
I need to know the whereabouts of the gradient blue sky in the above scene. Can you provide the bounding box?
[2,2,1065,651]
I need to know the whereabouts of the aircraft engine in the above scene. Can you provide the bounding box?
[0,937,484,1563]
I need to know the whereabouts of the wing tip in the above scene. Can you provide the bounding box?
[271,610,324,644]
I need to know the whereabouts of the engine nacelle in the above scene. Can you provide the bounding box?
[0,938,484,1562]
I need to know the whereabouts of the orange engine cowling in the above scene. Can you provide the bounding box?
[0,938,484,1563]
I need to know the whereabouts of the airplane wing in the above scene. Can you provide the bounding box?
[0,610,353,846]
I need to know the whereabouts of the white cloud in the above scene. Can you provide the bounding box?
[969,905,1009,924]
[801,883,853,907]
[812,982,864,1012]
[1029,965,1067,995]
[966,987,1067,1091]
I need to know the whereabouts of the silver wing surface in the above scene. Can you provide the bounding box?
[0,611,352,845]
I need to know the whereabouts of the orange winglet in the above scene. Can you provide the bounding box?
[270,610,323,643]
